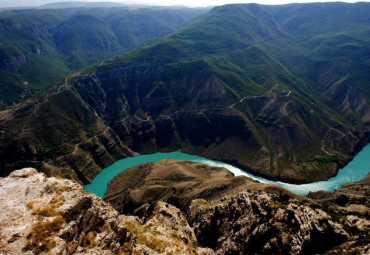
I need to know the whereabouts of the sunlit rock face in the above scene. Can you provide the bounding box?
[0,166,369,254]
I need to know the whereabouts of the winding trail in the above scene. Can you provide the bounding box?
[52,127,110,163]
[320,127,338,156]
[115,95,266,124]
[227,95,262,108]
[20,100,40,135]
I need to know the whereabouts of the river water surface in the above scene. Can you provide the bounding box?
[85,144,370,197]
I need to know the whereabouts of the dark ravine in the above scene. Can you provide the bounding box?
[1,3,370,185]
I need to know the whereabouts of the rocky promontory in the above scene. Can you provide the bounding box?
[105,159,369,254]
[0,168,211,254]
[308,173,370,217]
[1,165,369,254]
[104,159,303,214]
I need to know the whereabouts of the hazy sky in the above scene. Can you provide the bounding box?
[0,0,367,8]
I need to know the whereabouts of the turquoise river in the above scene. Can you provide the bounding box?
[85,144,370,198]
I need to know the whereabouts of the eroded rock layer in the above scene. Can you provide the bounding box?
[1,166,369,254]
[105,160,370,254]
[2,3,370,184]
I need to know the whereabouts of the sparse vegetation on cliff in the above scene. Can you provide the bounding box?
[0,167,369,254]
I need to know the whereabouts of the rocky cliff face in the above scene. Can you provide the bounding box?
[76,67,356,184]
[0,75,360,184]
[0,167,369,254]
[2,4,370,184]
[105,160,370,254]
[189,192,348,254]
[0,168,212,254]
[0,85,134,182]
[308,173,370,217]
[0,168,135,254]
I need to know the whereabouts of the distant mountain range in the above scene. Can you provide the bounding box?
[0,5,205,105]
[0,2,370,185]
[0,1,129,8]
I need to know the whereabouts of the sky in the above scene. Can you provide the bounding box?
[0,0,367,8]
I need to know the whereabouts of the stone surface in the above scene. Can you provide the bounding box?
[0,168,135,255]
[105,159,370,254]
[307,174,370,254]
[0,168,220,254]
[189,191,349,255]
[307,173,370,217]
[122,201,215,254]
[1,167,369,254]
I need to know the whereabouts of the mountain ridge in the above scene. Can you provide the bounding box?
[0,5,206,105]
[0,2,370,184]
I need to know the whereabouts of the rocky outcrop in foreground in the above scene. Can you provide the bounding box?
[0,167,369,254]
[0,168,135,254]
[105,159,370,255]
[308,173,370,217]
[190,192,347,254]
[0,168,208,254]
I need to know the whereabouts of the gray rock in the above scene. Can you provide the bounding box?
[190,191,348,255]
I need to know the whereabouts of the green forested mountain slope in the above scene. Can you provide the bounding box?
[0,6,206,105]
[0,3,369,184]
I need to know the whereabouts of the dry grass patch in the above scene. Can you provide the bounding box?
[32,205,57,217]
[50,195,66,208]
[123,218,198,254]
[118,242,134,254]
[98,222,112,232]
[23,215,65,253]
[123,220,167,252]
[26,200,36,209]
[82,231,98,251]
[44,182,71,195]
